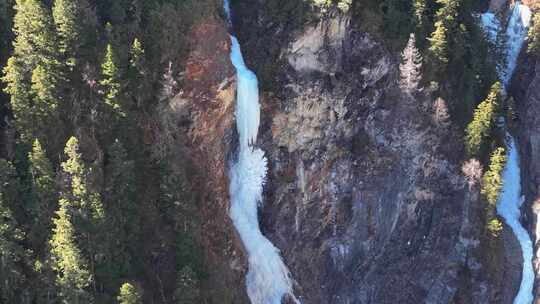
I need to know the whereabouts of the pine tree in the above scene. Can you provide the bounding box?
[129,38,144,71]
[413,0,427,27]
[100,139,138,285]
[428,0,460,66]
[428,20,449,65]
[28,139,57,249]
[481,147,506,207]
[52,0,81,66]
[400,33,423,93]
[481,147,506,237]
[0,160,27,303]
[49,204,93,303]
[50,137,101,303]
[61,137,104,223]
[30,63,59,113]
[128,38,149,108]
[3,0,62,144]
[465,82,502,157]
[100,44,124,116]
[51,137,104,302]
[11,0,57,66]
[117,282,143,304]
[3,57,32,140]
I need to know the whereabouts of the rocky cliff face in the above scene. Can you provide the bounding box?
[222,3,518,304]
[511,38,540,303]
[169,2,533,303]
[166,17,250,303]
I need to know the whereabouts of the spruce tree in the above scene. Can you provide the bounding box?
[30,63,59,113]
[100,44,124,117]
[128,38,149,108]
[117,282,143,304]
[428,0,460,66]
[52,0,81,66]
[51,137,104,302]
[28,139,56,249]
[413,0,427,27]
[428,20,449,65]
[100,139,138,286]
[11,0,57,66]
[60,137,104,223]
[465,82,502,157]
[3,0,62,144]
[481,147,506,237]
[0,160,26,303]
[49,203,93,303]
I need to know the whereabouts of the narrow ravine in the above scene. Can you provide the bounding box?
[481,2,534,303]
[223,1,298,303]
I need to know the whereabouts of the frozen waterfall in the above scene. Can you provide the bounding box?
[498,137,534,304]
[480,2,534,304]
[224,1,298,303]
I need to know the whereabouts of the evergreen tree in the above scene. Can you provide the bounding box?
[428,20,449,65]
[0,159,27,303]
[128,38,149,108]
[51,137,104,302]
[52,0,82,66]
[465,82,502,157]
[10,0,57,66]
[428,0,460,66]
[3,57,32,140]
[400,33,423,93]
[117,282,143,304]
[3,0,62,144]
[28,139,56,249]
[30,63,59,114]
[100,44,124,117]
[413,0,427,27]
[99,139,138,288]
[481,147,506,237]
[60,137,104,224]
[49,204,93,303]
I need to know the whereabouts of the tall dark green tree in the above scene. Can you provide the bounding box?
[53,0,82,67]
[98,139,138,290]
[28,139,57,249]
[128,38,149,108]
[3,0,62,146]
[50,137,104,302]
[0,159,27,303]
[481,147,506,237]
[49,203,93,303]
[465,82,502,157]
[100,44,124,117]
[428,0,460,66]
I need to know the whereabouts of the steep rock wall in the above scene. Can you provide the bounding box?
[512,42,540,303]
[229,3,516,303]
[167,17,250,303]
